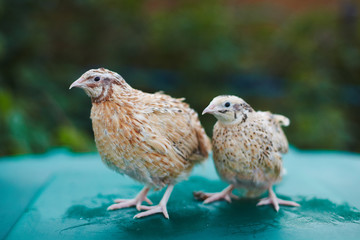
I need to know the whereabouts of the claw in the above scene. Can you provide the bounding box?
[144,197,153,205]
[134,204,169,219]
[194,185,237,204]
[108,200,137,211]
[134,185,174,219]
[107,187,151,211]
[257,187,300,212]
[224,194,232,203]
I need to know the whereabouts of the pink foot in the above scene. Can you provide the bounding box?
[193,185,238,204]
[256,187,300,212]
[107,187,152,211]
[134,202,169,219]
[134,185,174,219]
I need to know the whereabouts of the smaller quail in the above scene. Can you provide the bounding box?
[194,95,299,211]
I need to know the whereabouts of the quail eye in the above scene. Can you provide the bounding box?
[94,76,100,82]
[224,102,231,108]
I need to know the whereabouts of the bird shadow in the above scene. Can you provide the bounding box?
[61,178,360,238]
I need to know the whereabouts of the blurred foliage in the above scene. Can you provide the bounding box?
[0,0,359,156]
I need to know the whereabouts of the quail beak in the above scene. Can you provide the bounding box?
[69,77,85,90]
[202,105,216,115]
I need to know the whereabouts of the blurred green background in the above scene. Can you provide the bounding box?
[0,0,359,156]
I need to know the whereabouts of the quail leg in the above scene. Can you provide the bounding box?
[256,186,300,212]
[134,185,174,219]
[107,186,153,211]
[193,184,239,204]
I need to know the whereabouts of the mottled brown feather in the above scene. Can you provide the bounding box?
[206,96,289,197]
[76,69,211,189]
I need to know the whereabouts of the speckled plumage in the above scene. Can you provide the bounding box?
[91,86,210,189]
[212,109,288,196]
[195,95,299,211]
[70,68,211,218]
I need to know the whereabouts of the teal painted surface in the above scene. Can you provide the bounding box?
[1,148,360,239]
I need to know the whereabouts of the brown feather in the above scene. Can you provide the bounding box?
[74,68,211,189]
[204,95,289,197]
